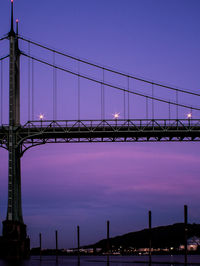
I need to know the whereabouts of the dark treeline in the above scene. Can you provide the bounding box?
[85,223,200,250]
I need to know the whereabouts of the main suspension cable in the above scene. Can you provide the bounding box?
[19,36,200,97]
[0,55,9,61]
[0,36,8,42]
[21,52,200,111]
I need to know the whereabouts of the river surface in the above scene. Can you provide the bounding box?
[0,255,200,266]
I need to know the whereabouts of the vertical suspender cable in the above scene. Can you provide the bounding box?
[132,80,134,119]
[53,52,57,120]
[102,68,105,120]
[152,83,154,120]
[101,81,103,120]
[32,59,34,120]
[123,89,126,119]
[146,96,148,120]
[101,69,103,120]
[176,89,178,119]
[78,61,80,121]
[127,76,130,120]
[0,60,3,125]
[28,42,31,121]
[53,52,55,120]
[55,58,57,120]
[169,101,171,120]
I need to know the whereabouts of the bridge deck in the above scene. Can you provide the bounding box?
[1,119,200,153]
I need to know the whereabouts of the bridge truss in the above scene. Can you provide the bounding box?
[1,119,200,157]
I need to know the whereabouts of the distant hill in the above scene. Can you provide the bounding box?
[85,223,200,249]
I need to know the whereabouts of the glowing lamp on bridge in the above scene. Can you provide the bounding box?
[39,114,44,120]
[187,113,192,119]
[113,112,120,119]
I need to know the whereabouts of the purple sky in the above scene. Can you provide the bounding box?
[1,0,200,248]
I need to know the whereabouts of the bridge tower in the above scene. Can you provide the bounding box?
[0,0,30,259]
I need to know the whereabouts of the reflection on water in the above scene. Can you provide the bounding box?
[107,255,109,266]
[0,255,200,266]
[1,260,26,266]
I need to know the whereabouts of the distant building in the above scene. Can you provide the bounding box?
[179,236,200,251]
[187,236,200,251]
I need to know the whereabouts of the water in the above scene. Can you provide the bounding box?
[0,255,200,266]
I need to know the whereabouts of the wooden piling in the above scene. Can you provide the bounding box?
[39,233,42,260]
[149,210,152,265]
[77,225,80,255]
[184,205,188,265]
[55,230,58,263]
[107,220,110,253]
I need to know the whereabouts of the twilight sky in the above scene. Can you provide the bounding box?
[1,0,200,249]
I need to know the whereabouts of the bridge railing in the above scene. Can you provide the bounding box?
[21,119,200,129]
[1,119,200,132]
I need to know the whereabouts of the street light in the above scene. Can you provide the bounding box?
[39,114,44,127]
[39,114,44,120]
[113,112,120,120]
[187,113,192,126]
[113,112,120,127]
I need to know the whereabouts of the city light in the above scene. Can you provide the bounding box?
[187,113,192,119]
[113,112,120,119]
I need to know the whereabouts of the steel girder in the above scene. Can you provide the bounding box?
[1,119,200,156]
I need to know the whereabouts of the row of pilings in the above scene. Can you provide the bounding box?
[36,205,189,265]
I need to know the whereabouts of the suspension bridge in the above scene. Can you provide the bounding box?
[0,0,200,259]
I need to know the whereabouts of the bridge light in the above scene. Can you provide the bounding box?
[187,113,192,119]
[11,0,13,2]
[113,112,120,119]
[39,114,44,120]
[16,19,19,23]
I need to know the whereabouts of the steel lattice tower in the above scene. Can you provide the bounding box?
[7,0,22,223]
[0,1,30,259]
